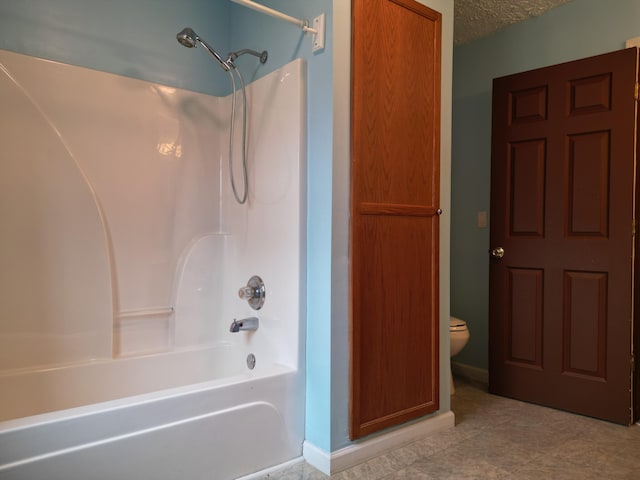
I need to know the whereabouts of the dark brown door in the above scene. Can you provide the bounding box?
[489,48,638,424]
[350,0,441,439]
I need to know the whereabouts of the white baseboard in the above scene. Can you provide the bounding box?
[303,411,455,475]
[451,361,489,384]
[302,441,331,475]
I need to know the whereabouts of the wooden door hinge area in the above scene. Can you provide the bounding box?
[636,82,639,101]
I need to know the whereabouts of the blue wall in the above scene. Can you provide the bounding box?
[0,0,334,453]
[451,0,640,370]
[0,0,234,96]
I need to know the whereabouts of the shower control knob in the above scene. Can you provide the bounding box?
[238,275,266,310]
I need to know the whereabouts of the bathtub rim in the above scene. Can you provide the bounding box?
[0,361,296,433]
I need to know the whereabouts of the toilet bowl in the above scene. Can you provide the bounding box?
[450,316,470,395]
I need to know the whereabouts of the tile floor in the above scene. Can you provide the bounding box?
[262,377,640,479]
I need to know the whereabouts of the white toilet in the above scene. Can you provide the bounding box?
[449,316,470,395]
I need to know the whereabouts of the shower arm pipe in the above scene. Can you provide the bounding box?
[230,0,317,34]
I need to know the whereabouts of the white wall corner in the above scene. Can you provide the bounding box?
[327,411,455,474]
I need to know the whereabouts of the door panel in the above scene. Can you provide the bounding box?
[509,139,546,236]
[350,0,441,439]
[490,48,638,425]
[507,267,543,368]
[567,131,609,235]
[562,271,607,378]
[355,215,437,428]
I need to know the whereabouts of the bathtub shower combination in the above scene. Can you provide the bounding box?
[0,48,306,479]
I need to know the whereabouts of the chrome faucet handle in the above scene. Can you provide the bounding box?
[238,275,265,310]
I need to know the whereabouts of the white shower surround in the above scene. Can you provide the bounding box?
[0,50,306,479]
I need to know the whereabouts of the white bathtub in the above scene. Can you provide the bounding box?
[0,51,306,480]
[0,346,304,479]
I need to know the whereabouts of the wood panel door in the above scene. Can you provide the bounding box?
[489,48,639,424]
[350,0,441,439]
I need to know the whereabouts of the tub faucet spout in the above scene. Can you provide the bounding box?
[229,317,259,332]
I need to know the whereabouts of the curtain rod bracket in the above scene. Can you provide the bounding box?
[302,19,317,35]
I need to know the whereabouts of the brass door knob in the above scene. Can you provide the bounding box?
[490,247,505,259]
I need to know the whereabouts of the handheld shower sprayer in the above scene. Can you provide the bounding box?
[175,28,268,71]
[176,27,232,71]
[175,27,269,205]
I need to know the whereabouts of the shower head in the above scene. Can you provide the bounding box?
[176,27,231,72]
[176,27,197,48]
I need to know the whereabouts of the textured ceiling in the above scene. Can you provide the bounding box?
[455,0,573,45]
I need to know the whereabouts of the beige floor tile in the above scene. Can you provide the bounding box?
[268,377,640,479]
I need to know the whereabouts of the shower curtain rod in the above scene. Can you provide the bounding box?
[231,0,318,34]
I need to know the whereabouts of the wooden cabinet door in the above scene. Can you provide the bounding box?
[489,48,638,424]
[350,0,441,439]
